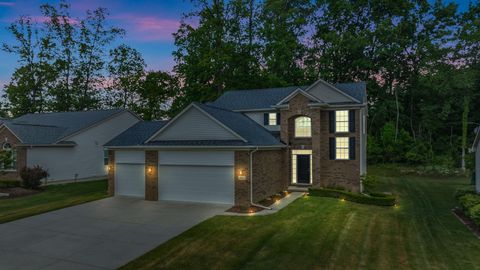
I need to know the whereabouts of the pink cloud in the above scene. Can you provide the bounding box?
[112,14,180,42]
[0,2,14,6]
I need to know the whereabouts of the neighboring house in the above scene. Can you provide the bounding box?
[0,109,140,182]
[473,127,480,193]
[105,79,367,206]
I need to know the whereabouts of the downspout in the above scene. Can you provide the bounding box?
[250,147,272,210]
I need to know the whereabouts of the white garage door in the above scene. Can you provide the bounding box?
[115,151,145,198]
[158,151,234,204]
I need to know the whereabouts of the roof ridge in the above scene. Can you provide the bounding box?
[19,108,124,117]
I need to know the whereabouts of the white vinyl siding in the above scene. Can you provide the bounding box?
[295,117,311,138]
[335,137,349,160]
[153,107,239,141]
[27,111,139,181]
[244,112,280,131]
[307,81,355,103]
[115,151,145,164]
[335,110,349,132]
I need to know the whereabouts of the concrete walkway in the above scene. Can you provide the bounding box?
[0,197,229,270]
[221,192,304,216]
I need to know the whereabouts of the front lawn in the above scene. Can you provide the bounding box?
[0,180,108,224]
[122,167,480,270]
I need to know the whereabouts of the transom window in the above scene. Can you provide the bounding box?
[335,110,349,132]
[335,137,349,160]
[268,113,277,126]
[295,116,311,138]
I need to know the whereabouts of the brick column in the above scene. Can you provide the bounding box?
[145,150,158,201]
[107,150,115,196]
[234,151,250,206]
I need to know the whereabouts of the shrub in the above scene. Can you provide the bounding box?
[454,186,476,200]
[458,194,480,211]
[308,188,396,206]
[361,174,379,191]
[468,204,480,225]
[20,166,49,189]
[0,180,21,188]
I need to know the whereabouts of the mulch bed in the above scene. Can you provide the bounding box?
[227,191,290,214]
[0,187,42,199]
[452,207,480,239]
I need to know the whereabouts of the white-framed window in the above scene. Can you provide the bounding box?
[268,113,277,126]
[335,137,349,160]
[335,110,349,132]
[1,142,16,170]
[295,116,311,137]
[103,149,109,165]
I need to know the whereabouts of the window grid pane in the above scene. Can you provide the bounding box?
[268,113,277,126]
[335,110,349,133]
[335,137,349,160]
[295,117,311,137]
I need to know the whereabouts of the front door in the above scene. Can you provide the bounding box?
[296,155,310,184]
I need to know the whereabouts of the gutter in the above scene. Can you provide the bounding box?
[249,146,272,210]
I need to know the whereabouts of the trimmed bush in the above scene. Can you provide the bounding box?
[458,194,480,211]
[0,180,21,188]
[454,186,476,200]
[468,204,480,225]
[20,166,49,189]
[308,188,396,206]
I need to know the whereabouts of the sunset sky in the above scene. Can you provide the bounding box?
[0,0,472,88]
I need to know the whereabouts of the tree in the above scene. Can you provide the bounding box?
[107,45,146,109]
[136,71,178,120]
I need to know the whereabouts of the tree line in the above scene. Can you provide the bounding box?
[2,0,480,169]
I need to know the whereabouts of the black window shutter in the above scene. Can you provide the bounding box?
[349,137,356,160]
[329,111,335,133]
[329,137,336,160]
[263,113,269,125]
[276,112,281,125]
[349,110,356,133]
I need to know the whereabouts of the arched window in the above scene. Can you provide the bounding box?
[295,116,311,138]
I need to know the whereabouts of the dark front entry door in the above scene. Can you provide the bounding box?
[296,155,311,184]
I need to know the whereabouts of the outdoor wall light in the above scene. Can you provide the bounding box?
[107,165,113,172]
[147,166,154,174]
[237,169,247,180]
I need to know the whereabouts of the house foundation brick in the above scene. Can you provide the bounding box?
[107,150,115,196]
[145,150,158,201]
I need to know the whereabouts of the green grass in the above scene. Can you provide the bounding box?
[0,180,108,224]
[122,166,480,270]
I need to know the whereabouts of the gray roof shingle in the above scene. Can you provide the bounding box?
[209,81,366,110]
[3,109,128,144]
[105,121,168,146]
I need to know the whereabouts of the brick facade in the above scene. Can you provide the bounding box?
[280,93,361,192]
[145,150,158,201]
[107,150,115,196]
[234,149,287,206]
[0,126,26,180]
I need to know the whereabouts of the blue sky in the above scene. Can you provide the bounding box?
[0,0,473,88]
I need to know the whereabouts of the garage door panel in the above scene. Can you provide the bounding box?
[115,164,145,198]
[158,165,234,204]
[158,151,234,166]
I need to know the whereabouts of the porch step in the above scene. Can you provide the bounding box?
[288,186,309,192]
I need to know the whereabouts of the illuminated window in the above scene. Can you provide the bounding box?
[268,113,277,126]
[335,137,349,160]
[335,110,349,132]
[295,117,311,137]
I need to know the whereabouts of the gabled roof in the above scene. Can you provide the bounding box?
[2,109,135,145]
[209,80,366,111]
[108,103,284,148]
[209,86,304,111]
[275,88,326,106]
[105,121,169,147]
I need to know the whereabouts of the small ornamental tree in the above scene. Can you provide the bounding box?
[20,165,49,189]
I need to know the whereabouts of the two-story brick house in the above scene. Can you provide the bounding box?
[105,79,367,206]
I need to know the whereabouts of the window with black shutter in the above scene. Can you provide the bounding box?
[349,137,356,160]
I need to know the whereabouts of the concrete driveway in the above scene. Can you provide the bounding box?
[0,197,229,270]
